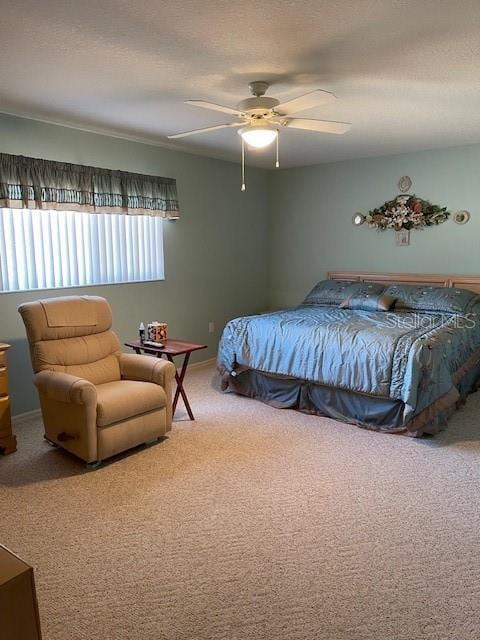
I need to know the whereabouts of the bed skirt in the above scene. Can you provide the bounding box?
[223,362,480,436]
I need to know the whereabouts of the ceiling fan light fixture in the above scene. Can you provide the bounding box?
[171,82,350,191]
[238,124,278,149]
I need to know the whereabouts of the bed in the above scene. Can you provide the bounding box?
[217,272,480,436]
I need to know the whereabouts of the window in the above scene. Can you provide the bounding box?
[0,208,164,293]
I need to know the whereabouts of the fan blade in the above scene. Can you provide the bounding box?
[168,122,243,139]
[185,100,242,116]
[279,118,351,134]
[275,89,336,116]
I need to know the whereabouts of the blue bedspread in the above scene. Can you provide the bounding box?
[217,305,480,424]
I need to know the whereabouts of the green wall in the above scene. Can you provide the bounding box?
[0,113,269,414]
[268,144,480,309]
[3,111,480,416]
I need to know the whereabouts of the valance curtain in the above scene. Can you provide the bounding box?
[0,152,179,217]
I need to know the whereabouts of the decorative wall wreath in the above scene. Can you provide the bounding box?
[364,194,450,231]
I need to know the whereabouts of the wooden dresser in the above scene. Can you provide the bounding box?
[0,343,17,455]
[0,544,42,639]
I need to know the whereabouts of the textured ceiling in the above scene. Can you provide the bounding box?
[1,0,480,168]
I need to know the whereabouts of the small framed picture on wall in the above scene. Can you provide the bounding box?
[395,230,410,246]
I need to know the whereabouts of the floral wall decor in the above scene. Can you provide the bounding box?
[364,194,450,232]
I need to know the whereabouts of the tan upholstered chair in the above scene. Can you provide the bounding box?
[18,295,175,468]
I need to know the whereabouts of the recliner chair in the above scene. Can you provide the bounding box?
[18,295,175,468]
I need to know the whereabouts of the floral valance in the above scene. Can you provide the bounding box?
[0,152,179,217]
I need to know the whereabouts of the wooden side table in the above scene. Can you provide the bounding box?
[124,339,207,420]
[0,343,17,455]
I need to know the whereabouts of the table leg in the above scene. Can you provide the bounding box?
[166,352,195,420]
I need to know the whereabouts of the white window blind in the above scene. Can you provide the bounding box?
[0,208,164,293]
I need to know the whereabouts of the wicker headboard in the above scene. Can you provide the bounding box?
[328,272,480,295]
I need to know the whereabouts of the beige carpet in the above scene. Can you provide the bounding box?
[1,364,480,640]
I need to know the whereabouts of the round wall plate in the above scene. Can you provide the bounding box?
[453,210,470,225]
[352,213,365,226]
[398,176,412,193]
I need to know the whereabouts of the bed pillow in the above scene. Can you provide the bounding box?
[340,293,398,312]
[302,280,385,306]
[382,284,479,314]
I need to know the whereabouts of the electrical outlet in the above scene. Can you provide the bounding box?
[208,321,215,334]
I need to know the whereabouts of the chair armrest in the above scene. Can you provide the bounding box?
[34,371,97,406]
[119,353,176,387]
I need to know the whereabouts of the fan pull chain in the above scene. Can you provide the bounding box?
[241,138,246,191]
[275,133,280,168]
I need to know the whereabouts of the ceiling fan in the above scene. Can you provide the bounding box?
[168,81,351,190]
